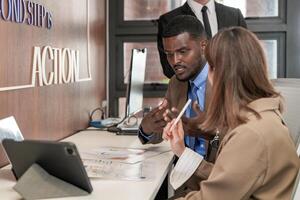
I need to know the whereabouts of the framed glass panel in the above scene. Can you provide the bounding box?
[260,39,277,79]
[124,0,185,21]
[124,0,279,20]
[124,42,169,84]
[216,0,278,17]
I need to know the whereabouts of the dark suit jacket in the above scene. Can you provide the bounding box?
[157,1,247,78]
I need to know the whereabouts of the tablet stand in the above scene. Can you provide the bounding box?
[13,163,89,199]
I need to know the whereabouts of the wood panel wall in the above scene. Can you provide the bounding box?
[0,0,106,167]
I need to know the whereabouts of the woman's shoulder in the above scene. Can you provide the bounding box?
[225,110,288,144]
[222,109,295,160]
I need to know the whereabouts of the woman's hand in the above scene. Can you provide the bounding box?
[163,119,185,157]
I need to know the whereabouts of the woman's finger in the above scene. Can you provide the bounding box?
[163,122,172,140]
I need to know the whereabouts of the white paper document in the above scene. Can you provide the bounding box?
[81,146,171,164]
[82,159,153,180]
[80,146,170,180]
[0,116,24,142]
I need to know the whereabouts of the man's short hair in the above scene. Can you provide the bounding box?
[162,15,206,39]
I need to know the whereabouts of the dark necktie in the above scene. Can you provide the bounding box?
[190,83,199,117]
[188,83,207,156]
[201,6,212,38]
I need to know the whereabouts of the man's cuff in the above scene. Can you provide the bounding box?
[170,148,203,190]
[138,126,154,144]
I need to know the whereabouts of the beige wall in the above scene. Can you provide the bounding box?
[0,0,106,167]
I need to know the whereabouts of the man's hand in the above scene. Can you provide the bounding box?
[140,99,168,134]
[163,101,214,140]
[163,107,179,122]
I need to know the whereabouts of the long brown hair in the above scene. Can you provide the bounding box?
[203,27,279,133]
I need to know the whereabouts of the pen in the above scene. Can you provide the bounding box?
[170,99,191,132]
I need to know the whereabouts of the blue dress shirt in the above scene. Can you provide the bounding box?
[185,63,208,156]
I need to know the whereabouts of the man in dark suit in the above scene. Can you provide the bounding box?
[157,0,247,78]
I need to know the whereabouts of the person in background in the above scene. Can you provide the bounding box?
[138,15,216,183]
[157,0,247,78]
[163,27,300,200]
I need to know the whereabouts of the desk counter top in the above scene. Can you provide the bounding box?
[0,130,174,200]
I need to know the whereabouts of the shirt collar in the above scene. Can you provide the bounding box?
[189,63,209,89]
[187,0,215,15]
[206,0,215,14]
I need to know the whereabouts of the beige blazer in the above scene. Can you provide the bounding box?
[177,97,300,200]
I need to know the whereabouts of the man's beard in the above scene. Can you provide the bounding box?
[176,75,190,82]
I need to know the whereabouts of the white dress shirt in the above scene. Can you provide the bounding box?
[187,0,218,36]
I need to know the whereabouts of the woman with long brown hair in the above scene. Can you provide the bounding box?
[163,27,299,200]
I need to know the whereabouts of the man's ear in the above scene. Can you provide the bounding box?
[198,39,208,56]
[200,39,208,51]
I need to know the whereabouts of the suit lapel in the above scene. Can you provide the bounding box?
[178,82,189,111]
[181,2,197,17]
[215,2,225,29]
